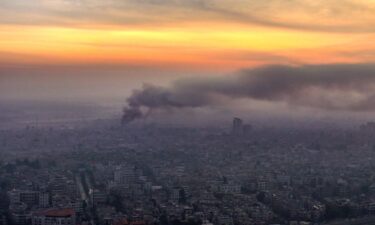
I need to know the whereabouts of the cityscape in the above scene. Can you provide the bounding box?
[3,0,375,225]
[2,118,375,225]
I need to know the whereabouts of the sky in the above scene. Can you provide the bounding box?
[2,0,375,69]
[2,0,375,124]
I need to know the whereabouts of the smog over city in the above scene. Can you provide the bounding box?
[3,1,375,225]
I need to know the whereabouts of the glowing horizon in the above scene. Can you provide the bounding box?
[1,0,375,71]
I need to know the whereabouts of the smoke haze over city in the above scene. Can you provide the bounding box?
[4,1,375,225]
[3,1,375,126]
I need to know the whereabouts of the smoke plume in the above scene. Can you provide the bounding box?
[122,64,375,124]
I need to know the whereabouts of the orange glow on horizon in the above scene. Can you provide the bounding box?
[1,23,375,70]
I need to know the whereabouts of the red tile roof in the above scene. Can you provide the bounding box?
[113,219,129,225]
[35,208,75,217]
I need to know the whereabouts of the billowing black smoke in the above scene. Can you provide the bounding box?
[121,107,143,125]
[122,64,375,124]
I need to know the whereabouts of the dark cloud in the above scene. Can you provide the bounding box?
[122,64,375,124]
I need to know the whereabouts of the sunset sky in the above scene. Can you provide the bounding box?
[2,0,375,123]
[2,0,375,69]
